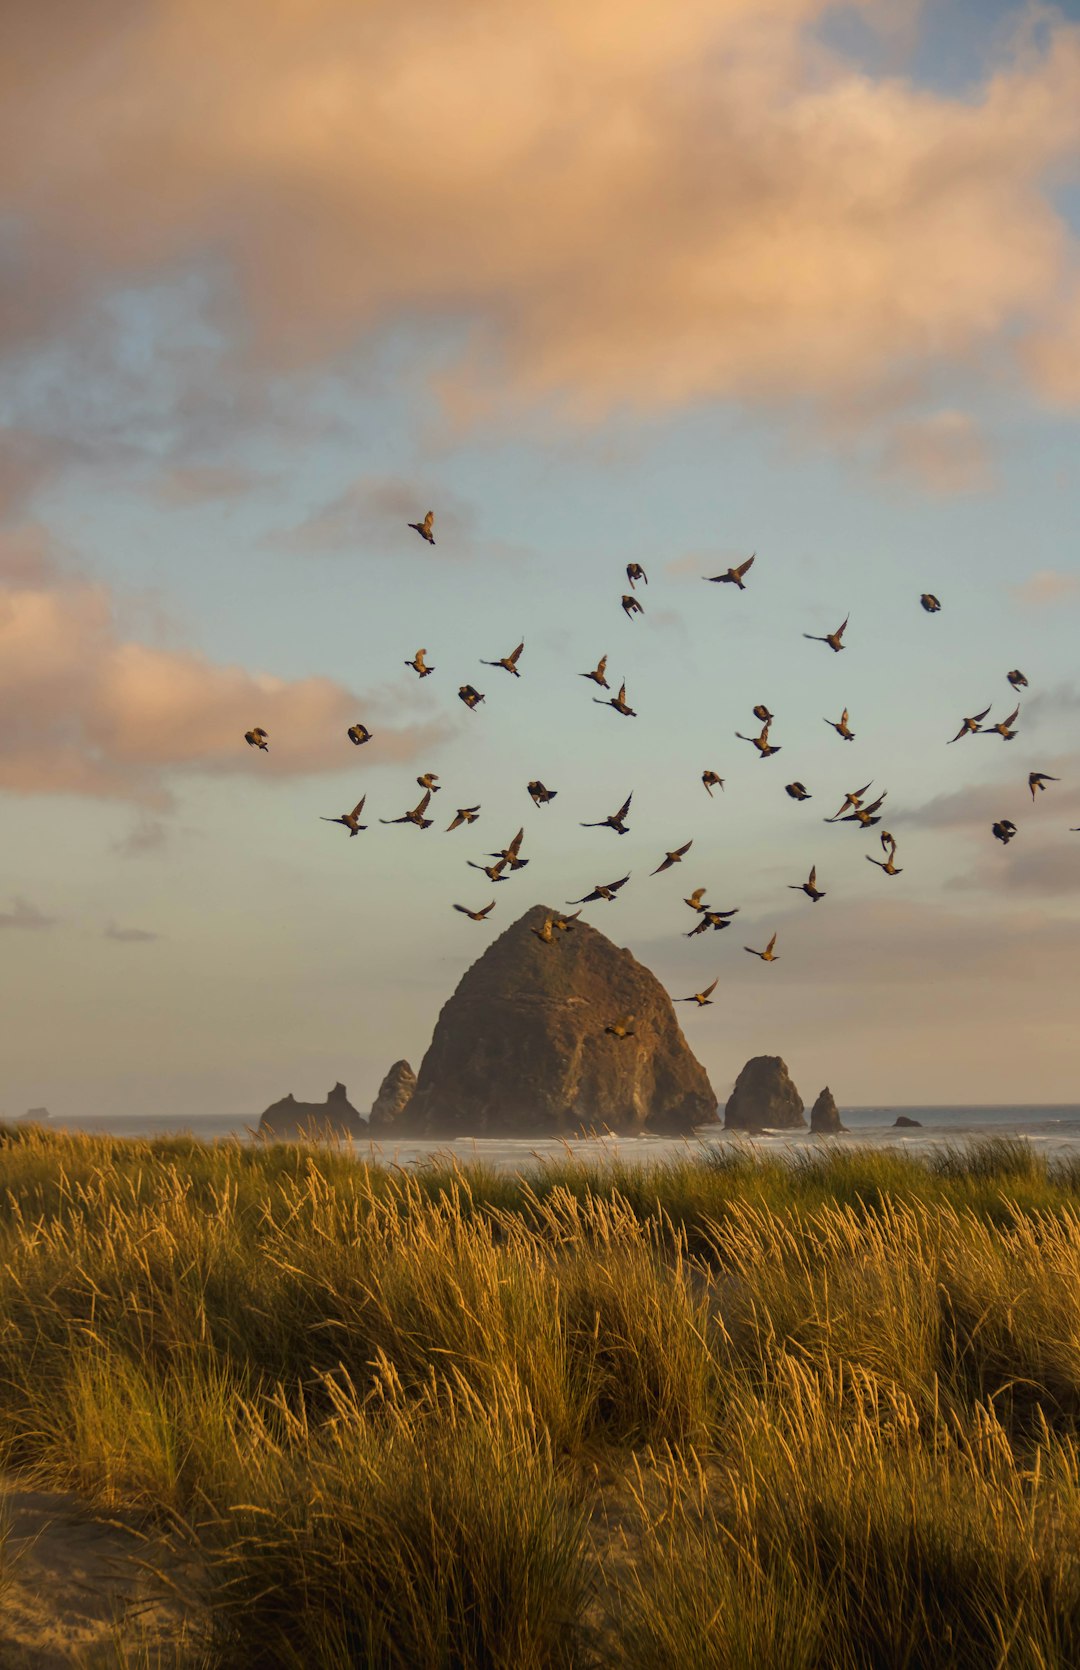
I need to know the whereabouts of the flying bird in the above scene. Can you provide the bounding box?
[827,782,873,822]
[417,772,441,794]
[626,562,648,588]
[406,649,435,678]
[948,705,991,743]
[481,641,524,677]
[580,655,610,689]
[825,708,856,742]
[983,704,1020,740]
[527,780,557,806]
[702,771,725,797]
[684,888,709,913]
[1007,670,1028,690]
[554,910,581,932]
[446,806,480,831]
[867,839,903,876]
[621,594,644,619]
[992,820,1017,845]
[380,790,433,830]
[604,1015,636,1039]
[705,554,755,589]
[408,511,435,545]
[458,684,485,710]
[244,728,268,751]
[320,796,368,836]
[530,915,556,944]
[1029,772,1060,800]
[487,828,528,870]
[582,794,632,835]
[686,911,737,937]
[468,857,510,883]
[785,782,811,801]
[453,901,496,921]
[745,933,779,962]
[568,875,630,904]
[595,680,636,717]
[677,978,718,1007]
[347,723,372,746]
[842,791,888,829]
[804,615,849,653]
[752,704,774,725]
[920,594,941,613]
[735,721,780,758]
[651,840,693,875]
[789,864,826,902]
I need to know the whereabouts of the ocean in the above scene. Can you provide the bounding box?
[25,1105,1080,1171]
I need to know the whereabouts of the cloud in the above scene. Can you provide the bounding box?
[105,922,160,942]
[877,411,994,496]
[0,530,452,806]
[0,897,55,930]
[111,814,171,857]
[153,464,265,505]
[1,3,1079,430]
[1011,569,1080,607]
[274,476,473,555]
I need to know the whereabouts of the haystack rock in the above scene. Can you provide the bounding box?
[809,1086,844,1134]
[400,903,717,1136]
[18,1106,51,1121]
[368,1060,416,1130]
[258,1082,365,1140]
[724,1056,805,1131]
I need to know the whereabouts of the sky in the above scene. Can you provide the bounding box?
[2,0,1080,1120]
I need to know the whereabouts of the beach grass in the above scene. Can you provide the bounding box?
[2,1123,1080,1665]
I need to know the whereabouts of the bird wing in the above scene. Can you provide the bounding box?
[675,840,693,858]
[973,705,992,723]
[766,933,777,954]
[508,827,525,855]
[808,866,816,887]
[414,791,432,815]
[508,642,524,664]
[615,794,633,821]
[452,904,473,916]
[479,902,496,917]
[597,655,607,676]
[837,616,849,638]
[687,888,705,907]
[702,977,718,998]
[1003,704,1020,727]
[351,798,366,819]
[840,709,848,726]
[617,682,627,703]
[736,555,755,578]
[608,875,630,892]
[422,512,433,533]
[947,723,968,743]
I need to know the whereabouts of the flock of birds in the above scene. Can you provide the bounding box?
[240,512,1075,1036]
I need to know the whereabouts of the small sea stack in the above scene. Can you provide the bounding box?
[810,1086,845,1134]
[724,1057,805,1132]
[258,1082,365,1140]
[368,1060,416,1131]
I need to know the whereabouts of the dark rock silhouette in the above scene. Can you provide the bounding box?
[18,1107,51,1121]
[400,904,717,1135]
[810,1086,844,1134]
[893,1115,922,1128]
[724,1056,805,1131]
[368,1060,417,1130]
[258,1082,365,1140]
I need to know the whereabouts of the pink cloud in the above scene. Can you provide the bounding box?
[878,411,994,496]
[1011,570,1080,607]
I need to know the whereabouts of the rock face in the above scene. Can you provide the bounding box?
[401,904,717,1136]
[368,1060,416,1130]
[258,1082,365,1140]
[809,1086,844,1134]
[724,1056,805,1131]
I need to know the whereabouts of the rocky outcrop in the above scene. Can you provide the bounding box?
[400,904,717,1136]
[809,1086,844,1134]
[368,1060,416,1130]
[724,1056,805,1132]
[258,1082,365,1140]
[893,1115,922,1128]
[18,1107,51,1121]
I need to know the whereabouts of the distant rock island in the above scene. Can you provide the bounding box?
[258,1082,365,1140]
[810,1086,845,1134]
[17,1107,51,1122]
[400,903,717,1135]
[724,1056,806,1132]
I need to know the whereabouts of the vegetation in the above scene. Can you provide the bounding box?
[2,1123,1080,1666]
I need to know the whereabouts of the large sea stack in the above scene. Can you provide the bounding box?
[401,903,717,1136]
[724,1056,805,1131]
[258,1082,365,1140]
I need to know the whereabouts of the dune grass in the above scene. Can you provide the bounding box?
[2,1123,1080,1664]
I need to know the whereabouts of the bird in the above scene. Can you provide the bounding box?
[406,649,435,678]
[735,721,780,758]
[804,615,848,652]
[992,820,1017,845]
[453,901,496,921]
[604,1015,636,1039]
[867,840,902,876]
[702,771,725,797]
[704,554,755,589]
[825,708,855,742]
[568,875,630,904]
[380,790,433,830]
[684,888,709,913]
[408,511,435,545]
[842,791,888,829]
[621,594,644,619]
[1007,670,1028,690]
[789,865,826,902]
[530,915,556,944]
[595,680,636,717]
[948,705,991,743]
[1029,772,1060,800]
[554,910,581,932]
[745,933,779,962]
[626,562,648,588]
[446,807,480,831]
[580,655,610,689]
[458,684,485,710]
[527,780,557,806]
[686,910,737,936]
[983,704,1020,741]
[677,978,718,1007]
[244,727,269,751]
[582,794,632,835]
[468,857,510,883]
[786,782,811,801]
[752,704,774,725]
[651,841,693,875]
[481,641,524,677]
[827,782,873,822]
[879,829,895,852]
[487,828,528,870]
[347,723,372,746]
[417,772,441,794]
[920,594,941,613]
[320,796,368,836]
